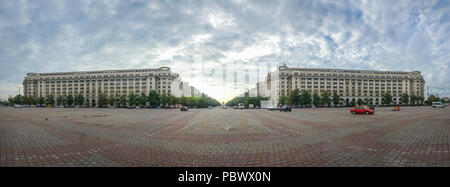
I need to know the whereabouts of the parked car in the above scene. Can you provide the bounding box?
[432,102,446,108]
[208,106,213,109]
[267,106,276,111]
[233,106,238,109]
[181,106,188,111]
[14,104,24,108]
[350,106,374,115]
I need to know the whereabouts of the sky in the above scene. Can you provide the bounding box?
[0,0,449,102]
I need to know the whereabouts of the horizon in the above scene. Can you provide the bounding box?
[1,0,449,101]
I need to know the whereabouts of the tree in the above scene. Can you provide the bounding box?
[57,95,64,106]
[13,95,24,105]
[8,96,14,106]
[321,91,331,106]
[119,95,127,107]
[76,94,84,106]
[108,95,116,107]
[332,92,340,106]
[169,95,178,106]
[401,93,409,105]
[128,92,137,106]
[364,98,372,105]
[382,92,392,105]
[85,99,90,107]
[312,93,321,106]
[37,96,45,105]
[417,96,424,105]
[180,95,187,106]
[300,90,311,106]
[137,92,147,107]
[349,100,356,107]
[98,93,108,107]
[410,95,417,105]
[426,95,436,105]
[279,95,289,105]
[148,91,160,106]
[186,96,198,107]
[357,98,364,106]
[290,89,300,105]
[66,95,74,107]
[160,93,169,106]
[47,95,55,106]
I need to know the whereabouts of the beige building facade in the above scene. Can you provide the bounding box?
[266,65,425,106]
[23,67,178,106]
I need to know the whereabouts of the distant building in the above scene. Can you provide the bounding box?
[23,67,183,106]
[265,65,425,106]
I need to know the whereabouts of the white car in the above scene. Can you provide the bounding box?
[432,102,446,108]
[267,106,276,111]
[14,104,24,108]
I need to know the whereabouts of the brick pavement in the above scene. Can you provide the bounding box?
[0,106,449,167]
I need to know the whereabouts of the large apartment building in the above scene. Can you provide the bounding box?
[23,67,179,106]
[266,65,425,106]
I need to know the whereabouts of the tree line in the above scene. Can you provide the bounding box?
[7,90,221,108]
[278,89,428,107]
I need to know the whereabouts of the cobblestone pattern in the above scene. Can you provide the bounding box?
[0,106,449,167]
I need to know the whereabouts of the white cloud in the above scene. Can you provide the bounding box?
[0,0,449,100]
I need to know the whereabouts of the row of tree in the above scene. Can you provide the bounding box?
[225,95,269,107]
[279,89,428,106]
[7,91,221,108]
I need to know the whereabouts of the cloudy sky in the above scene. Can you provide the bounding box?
[0,0,449,101]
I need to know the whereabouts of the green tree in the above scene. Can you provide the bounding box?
[169,95,178,106]
[312,93,321,106]
[66,95,74,107]
[300,90,311,106]
[57,95,64,106]
[349,100,356,107]
[382,92,393,105]
[332,92,340,106]
[14,95,24,105]
[180,95,187,106]
[279,95,289,105]
[30,97,36,105]
[290,89,300,105]
[186,97,198,107]
[108,95,116,107]
[148,91,160,106]
[119,95,127,107]
[426,95,436,105]
[410,95,417,105]
[160,93,169,106]
[417,96,424,105]
[321,91,331,106]
[401,93,409,105]
[76,94,84,106]
[85,99,90,107]
[357,98,364,106]
[137,92,146,107]
[47,95,55,106]
[128,92,137,106]
[364,98,372,105]
[37,96,45,105]
[98,93,108,107]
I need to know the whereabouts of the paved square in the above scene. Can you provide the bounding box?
[0,106,449,167]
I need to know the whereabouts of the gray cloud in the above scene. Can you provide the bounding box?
[0,0,449,101]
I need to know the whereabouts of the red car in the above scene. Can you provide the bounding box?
[350,106,374,115]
